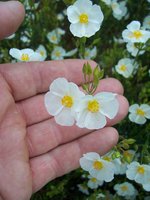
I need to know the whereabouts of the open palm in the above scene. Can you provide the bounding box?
[0,2,129,200]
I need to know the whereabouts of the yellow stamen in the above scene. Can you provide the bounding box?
[120,65,127,71]
[136,108,145,116]
[132,30,143,39]
[79,13,89,24]
[40,51,44,56]
[103,156,111,162]
[21,54,29,61]
[93,160,103,170]
[61,95,73,108]
[91,177,97,182]
[121,185,128,191]
[87,100,100,113]
[51,35,57,41]
[55,51,61,57]
[137,166,145,174]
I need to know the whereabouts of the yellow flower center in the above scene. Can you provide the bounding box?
[87,100,100,113]
[61,95,73,108]
[40,51,44,56]
[121,185,128,191]
[93,160,103,170]
[120,65,127,71]
[136,108,145,116]
[103,156,111,162]
[55,51,61,57]
[91,177,97,182]
[51,35,57,41]
[21,53,29,61]
[137,166,145,174]
[132,30,143,39]
[79,13,89,24]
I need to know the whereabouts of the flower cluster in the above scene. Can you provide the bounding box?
[44,76,119,129]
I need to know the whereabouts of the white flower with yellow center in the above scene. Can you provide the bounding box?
[122,21,150,43]
[126,161,150,185]
[80,152,115,182]
[112,1,127,21]
[47,30,61,44]
[114,182,138,198]
[9,48,42,62]
[126,42,145,57]
[44,78,84,126]
[74,92,119,129]
[129,104,150,124]
[51,46,66,60]
[67,0,104,38]
[111,0,122,16]
[87,175,104,189]
[83,46,97,59]
[36,45,47,61]
[115,58,135,78]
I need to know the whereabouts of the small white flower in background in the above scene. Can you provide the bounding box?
[44,78,84,126]
[115,58,135,78]
[96,193,106,199]
[143,15,150,30]
[147,0,150,2]
[111,0,122,16]
[74,92,119,129]
[67,0,104,37]
[20,35,31,43]
[122,20,150,43]
[126,42,145,57]
[9,48,42,62]
[83,46,97,59]
[129,104,150,124]
[5,33,15,40]
[77,184,89,195]
[114,182,138,198]
[126,161,150,185]
[51,46,66,60]
[51,46,77,60]
[24,0,39,10]
[47,28,65,44]
[79,152,115,182]
[36,45,47,61]
[112,1,128,20]
[87,175,104,189]
[57,13,65,21]
[114,37,125,44]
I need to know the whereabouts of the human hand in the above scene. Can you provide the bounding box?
[0,1,129,200]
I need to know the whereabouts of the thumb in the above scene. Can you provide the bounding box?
[0,1,25,40]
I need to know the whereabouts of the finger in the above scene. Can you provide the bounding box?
[17,78,124,126]
[30,127,118,192]
[0,1,25,40]
[27,95,128,157]
[0,60,121,101]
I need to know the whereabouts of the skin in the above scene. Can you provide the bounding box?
[0,1,129,200]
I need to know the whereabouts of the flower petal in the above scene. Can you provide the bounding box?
[55,108,75,126]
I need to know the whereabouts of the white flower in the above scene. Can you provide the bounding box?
[47,28,64,44]
[115,58,135,78]
[126,42,145,57]
[74,92,119,129]
[67,0,104,37]
[122,21,150,43]
[44,78,84,126]
[129,104,150,124]
[36,45,47,61]
[57,13,65,21]
[80,152,115,182]
[114,182,138,198]
[83,46,97,59]
[126,161,150,185]
[51,46,66,60]
[87,175,103,189]
[65,48,78,57]
[20,35,30,43]
[143,15,150,30]
[9,48,42,62]
[111,0,122,16]
[77,184,89,195]
[112,1,128,20]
